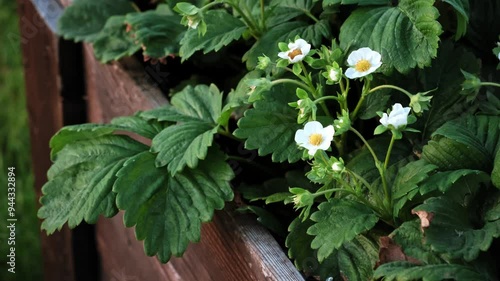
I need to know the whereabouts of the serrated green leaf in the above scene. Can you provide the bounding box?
[442,0,470,39]
[243,20,331,69]
[142,84,222,173]
[50,115,163,159]
[179,10,247,60]
[392,160,438,216]
[390,220,442,264]
[238,206,286,237]
[422,116,500,187]
[358,88,391,120]
[57,0,135,43]
[323,0,390,6]
[418,169,489,195]
[233,84,302,163]
[308,199,378,261]
[413,196,500,261]
[93,16,140,63]
[374,261,485,281]
[151,122,218,173]
[287,218,378,280]
[125,6,185,58]
[114,149,233,262]
[38,135,149,234]
[339,0,442,73]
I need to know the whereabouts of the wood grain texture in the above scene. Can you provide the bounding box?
[17,1,75,281]
[83,44,304,280]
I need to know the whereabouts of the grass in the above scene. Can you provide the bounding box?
[0,0,43,280]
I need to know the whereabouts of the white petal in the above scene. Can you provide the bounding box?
[317,140,331,151]
[322,125,335,141]
[303,121,323,134]
[294,129,308,145]
[300,43,311,57]
[345,67,363,79]
[347,50,364,66]
[307,146,318,156]
[390,114,408,128]
[392,103,404,112]
[367,50,381,64]
[380,113,389,127]
[278,51,290,60]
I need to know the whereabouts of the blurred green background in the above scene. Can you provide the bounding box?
[0,0,43,280]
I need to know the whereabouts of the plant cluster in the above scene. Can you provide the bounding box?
[41,0,500,280]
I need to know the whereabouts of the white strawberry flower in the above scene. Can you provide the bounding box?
[345,47,382,79]
[380,103,411,129]
[294,121,335,156]
[278,38,311,64]
[187,16,200,29]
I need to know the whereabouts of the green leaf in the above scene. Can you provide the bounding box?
[374,261,485,281]
[358,88,391,120]
[442,0,470,39]
[179,10,247,61]
[287,218,378,280]
[308,199,378,261]
[323,0,390,6]
[422,116,500,186]
[390,220,442,264]
[125,6,185,58]
[38,135,149,234]
[392,160,438,216]
[114,149,234,262]
[93,16,140,63]
[243,20,331,69]
[233,84,303,163]
[413,196,500,261]
[151,122,218,173]
[49,115,163,159]
[142,84,223,173]
[238,206,286,237]
[339,0,442,73]
[57,0,135,43]
[418,169,489,195]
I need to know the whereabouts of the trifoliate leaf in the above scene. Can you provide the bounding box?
[179,10,247,61]
[243,20,330,69]
[125,6,185,58]
[38,135,149,234]
[141,84,223,173]
[233,84,302,163]
[413,196,500,261]
[374,261,485,281]
[308,199,378,261]
[93,16,140,63]
[339,0,442,73]
[114,149,234,263]
[57,0,135,43]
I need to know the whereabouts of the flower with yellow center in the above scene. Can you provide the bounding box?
[345,47,382,79]
[278,38,311,64]
[294,121,335,156]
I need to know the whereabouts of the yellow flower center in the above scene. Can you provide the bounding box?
[355,59,371,72]
[288,48,303,60]
[309,133,323,146]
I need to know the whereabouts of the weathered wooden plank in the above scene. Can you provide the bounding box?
[83,43,304,280]
[17,1,75,281]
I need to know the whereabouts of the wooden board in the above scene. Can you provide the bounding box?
[17,1,75,280]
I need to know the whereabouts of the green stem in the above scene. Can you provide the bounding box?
[384,134,396,170]
[480,82,500,88]
[348,170,372,191]
[226,2,260,36]
[200,1,222,11]
[271,79,314,94]
[314,95,339,104]
[349,127,380,164]
[369,84,412,99]
[313,188,350,197]
[260,0,266,31]
[131,2,141,12]
[299,62,332,117]
[350,94,366,121]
